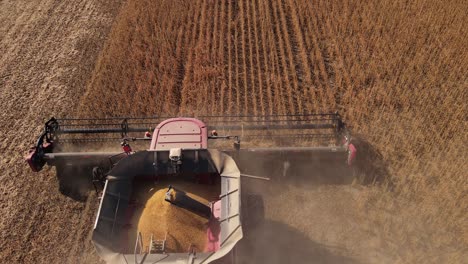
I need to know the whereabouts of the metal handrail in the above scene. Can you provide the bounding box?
[110,192,121,238]
[57,113,338,120]
[134,232,143,264]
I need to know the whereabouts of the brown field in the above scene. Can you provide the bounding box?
[0,0,123,263]
[1,0,467,263]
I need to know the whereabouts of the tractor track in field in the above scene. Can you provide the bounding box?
[287,0,314,113]
[210,0,219,115]
[257,0,274,115]
[244,0,258,115]
[218,0,227,114]
[277,0,303,114]
[254,0,266,113]
[233,1,242,114]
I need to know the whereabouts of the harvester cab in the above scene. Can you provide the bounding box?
[25,113,356,264]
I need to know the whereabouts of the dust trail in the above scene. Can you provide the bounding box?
[234,151,376,263]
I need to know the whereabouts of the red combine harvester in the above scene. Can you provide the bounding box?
[26,114,356,264]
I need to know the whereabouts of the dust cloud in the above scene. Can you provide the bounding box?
[232,151,373,263]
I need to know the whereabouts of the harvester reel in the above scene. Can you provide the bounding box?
[120,118,129,138]
[92,166,106,182]
[44,117,59,142]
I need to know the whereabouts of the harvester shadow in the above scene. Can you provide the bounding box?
[233,137,391,187]
[233,151,355,186]
[55,163,95,201]
[236,220,358,264]
[351,137,391,186]
[238,181,359,264]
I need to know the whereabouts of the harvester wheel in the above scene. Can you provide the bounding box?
[92,166,106,194]
[92,166,105,182]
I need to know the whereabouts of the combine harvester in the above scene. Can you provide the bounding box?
[26,113,356,264]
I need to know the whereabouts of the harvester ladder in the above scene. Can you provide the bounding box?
[149,232,167,253]
[134,232,144,264]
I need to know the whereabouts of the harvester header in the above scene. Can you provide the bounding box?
[26,113,354,172]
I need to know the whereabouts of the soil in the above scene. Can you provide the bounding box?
[0,0,123,263]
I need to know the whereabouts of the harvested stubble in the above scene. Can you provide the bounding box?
[135,182,218,253]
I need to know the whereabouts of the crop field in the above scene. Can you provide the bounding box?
[1,0,466,263]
